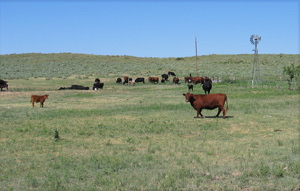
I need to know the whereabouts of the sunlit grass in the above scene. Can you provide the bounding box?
[0,77,299,190]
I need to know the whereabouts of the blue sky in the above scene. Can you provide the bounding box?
[0,0,299,57]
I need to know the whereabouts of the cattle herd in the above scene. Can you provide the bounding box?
[1,71,229,119]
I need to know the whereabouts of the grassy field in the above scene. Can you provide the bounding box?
[0,53,299,190]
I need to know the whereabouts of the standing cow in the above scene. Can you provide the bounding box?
[202,80,212,94]
[161,74,169,81]
[0,79,8,91]
[135,78,145,83]
[173,77,179,84]
[31,94,49,107]
[148,77,159,84]
[183,93,228,119]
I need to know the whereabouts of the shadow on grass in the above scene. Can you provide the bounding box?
[193,116,234,119]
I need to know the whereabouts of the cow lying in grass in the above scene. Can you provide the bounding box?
[183,92,228,119]
[31,94,49,107]
[59,85,89,90]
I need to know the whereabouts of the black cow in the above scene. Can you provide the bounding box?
[168,71,176,77]
[135,77,145,83]
[161,74,169,81]
[93,82,104,90]
[116,78,122,83]
[0,84,8,91]
[188,84,193,91]
[202,81,212,94]
[0,79,8,91]
[59,85,89,90]
[123,78,132,85]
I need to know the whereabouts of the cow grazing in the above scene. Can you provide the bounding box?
[202,80,212,94]
[135,77,145,83]
[129,81,135,86]
[173,77,179,85]
[0,79,8,91]
[93,82,104,90]
[116,78,122,83]
[148,77,159,84]
[31,94,49,107]
[183,92,228,119]
[168,71,176,77]
[0,84,8,91]
[123,77,132,85]
[188,84,193,91]
[161,74,169,81]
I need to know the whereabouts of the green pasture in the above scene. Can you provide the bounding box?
[0,53,299,190]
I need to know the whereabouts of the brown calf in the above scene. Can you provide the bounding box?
[31,94,49,107]
[183,92,228,119]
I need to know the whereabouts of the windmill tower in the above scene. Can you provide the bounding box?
[250,34,261,88]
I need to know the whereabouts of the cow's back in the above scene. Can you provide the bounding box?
[204,94,226,106]
[193,93,226,108]
[31,95,40,102]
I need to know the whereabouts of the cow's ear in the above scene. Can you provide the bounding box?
[183,94,186,96]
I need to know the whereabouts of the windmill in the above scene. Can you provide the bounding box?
[250,34,262,88]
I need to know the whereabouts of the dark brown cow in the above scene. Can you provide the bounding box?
[0,84,8,91]
[148,77,159,83]
[173,77,179,84]
[31,94,49,107]
[183,92,228,119]
[184,77,193,83]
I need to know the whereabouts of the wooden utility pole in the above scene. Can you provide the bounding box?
[195,37,199,77]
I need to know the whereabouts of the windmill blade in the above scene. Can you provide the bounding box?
[250,35,255,44]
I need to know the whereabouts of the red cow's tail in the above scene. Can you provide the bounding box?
[225,95,229,116]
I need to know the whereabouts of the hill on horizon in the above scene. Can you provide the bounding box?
[0,53,298,80]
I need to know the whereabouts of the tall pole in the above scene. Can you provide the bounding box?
[195,37,199,77]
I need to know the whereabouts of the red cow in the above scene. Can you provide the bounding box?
[148,77,159,83]
[192,77,204,85]
[183,92,228,119]
[31,94,49,107]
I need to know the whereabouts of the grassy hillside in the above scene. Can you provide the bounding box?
[0,53,299,190]
[0,53,298,81]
